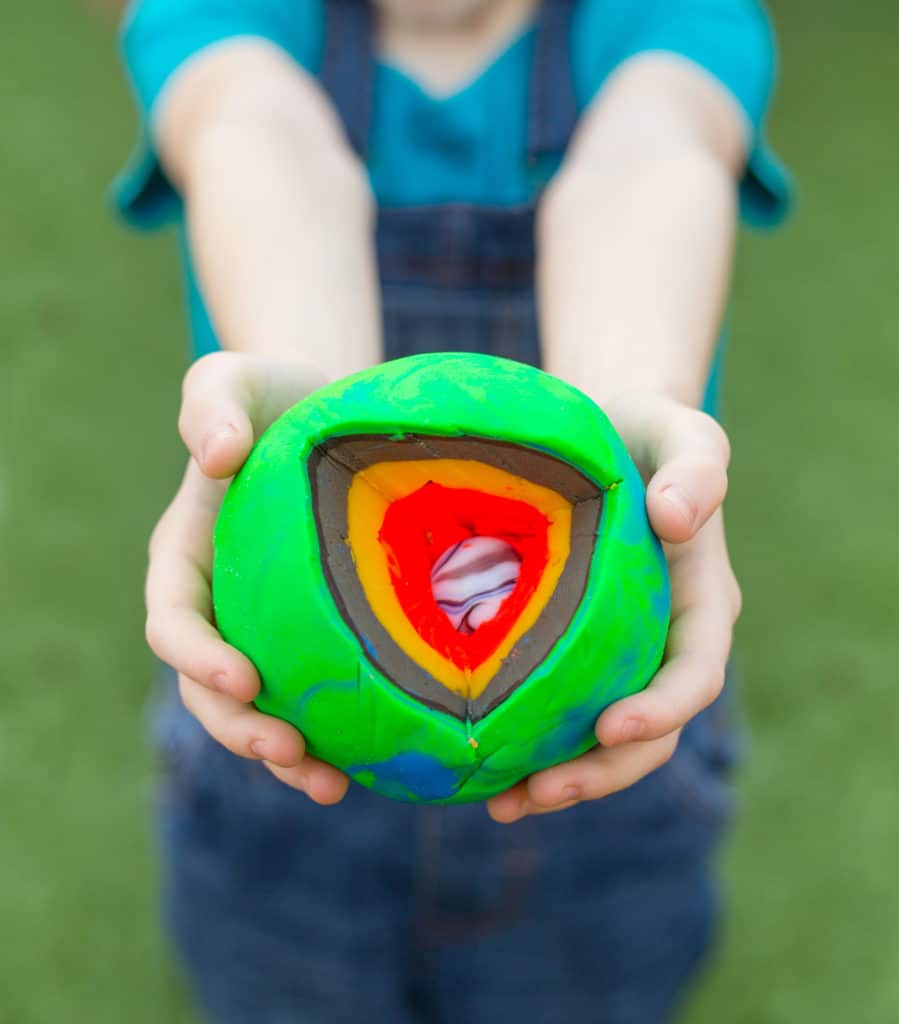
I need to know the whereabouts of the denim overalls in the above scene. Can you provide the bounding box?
[156,3,738,1021]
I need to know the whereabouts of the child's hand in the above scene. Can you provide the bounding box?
[487,393,740,823]
[144,352,349,805]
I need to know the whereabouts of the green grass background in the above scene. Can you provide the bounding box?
[1,1,897,1021]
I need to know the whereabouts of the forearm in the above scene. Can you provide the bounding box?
[156,42,381,379]
[184,121,381,378]
[539,151,736,407]
[537,57,743,408]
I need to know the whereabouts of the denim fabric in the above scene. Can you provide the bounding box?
[156,2,741,1020]
[155,678,735,1024]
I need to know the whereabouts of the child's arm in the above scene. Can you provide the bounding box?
[144,40,384,803]
[485,55,747,822]
[540,55,743,405]
[155,41,381,377]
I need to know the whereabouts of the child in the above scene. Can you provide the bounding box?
[116,0,790,1020]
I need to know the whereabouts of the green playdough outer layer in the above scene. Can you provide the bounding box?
[213,353,670,803]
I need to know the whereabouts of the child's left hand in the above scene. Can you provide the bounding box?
[487,392,741,823]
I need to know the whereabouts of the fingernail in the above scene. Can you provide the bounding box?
[249,740,266,759]
[660,485,696,529]
[503,796,528,822]
[562,785,581,802]
[210,671,228,693]
[202,423,238,465]
[620,718,645,742]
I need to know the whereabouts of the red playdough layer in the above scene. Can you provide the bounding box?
[378,482,550,670]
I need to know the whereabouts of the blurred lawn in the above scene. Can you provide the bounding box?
[1,1,898,1022]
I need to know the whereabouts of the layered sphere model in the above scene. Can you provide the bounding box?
[212,353,670,803]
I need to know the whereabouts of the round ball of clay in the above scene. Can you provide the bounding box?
[213,353,670,803]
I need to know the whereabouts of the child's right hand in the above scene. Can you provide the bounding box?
[144,352,350,805]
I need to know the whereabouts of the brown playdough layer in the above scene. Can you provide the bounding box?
[308,434,603,722]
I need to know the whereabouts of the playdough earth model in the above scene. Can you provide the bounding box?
[213,353,669,804]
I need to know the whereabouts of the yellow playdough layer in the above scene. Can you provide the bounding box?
[346,458,573,700]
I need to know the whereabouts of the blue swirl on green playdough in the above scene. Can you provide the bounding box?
[650,581,670,623]
[348,752,463,802]
[293,678,358,717]
[360,634,378,663]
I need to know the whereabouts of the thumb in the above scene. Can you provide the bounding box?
[605,393,730,545]
[177,352,329,479]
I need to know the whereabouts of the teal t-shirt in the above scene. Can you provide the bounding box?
[114,0,791,379]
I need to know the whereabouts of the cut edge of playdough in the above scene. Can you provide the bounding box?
[309,433,603,723]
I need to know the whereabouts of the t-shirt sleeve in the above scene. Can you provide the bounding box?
[112,0,324,229]
[572,0,792,228]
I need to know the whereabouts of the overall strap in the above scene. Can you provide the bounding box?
[319,0,375,155]
[527,0,579,161]
[321,0,578,163]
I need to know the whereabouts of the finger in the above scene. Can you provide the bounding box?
[503,797,581,820]
[596,610,730,745]
[263,757,351,806]
[487,737,678,823]
[178,352,328,478]
[598,583,734,747]
[486,780,527,823]
[607,394,730,543]
[646,450,729,544]
[145,468,259,701]
[664,510,742,621]
[523,733,680,812]
[599,520,737,744]
[146,604,261,702]
[178,354,254,477]
[488,785,598,823]
[179,674,305,768]
[645,403,730,543]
